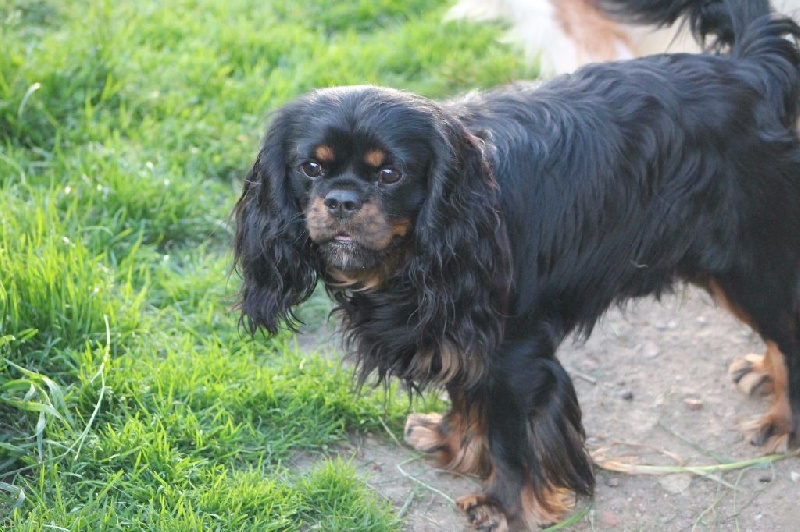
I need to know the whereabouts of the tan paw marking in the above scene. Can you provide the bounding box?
[404,413,444,453]
[457,494,508,531]
[743,417,792,453]
[729,353,774,396]
[521,485,575,528]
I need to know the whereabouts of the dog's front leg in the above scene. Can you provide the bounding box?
[405,335,594,530]
[467,338,594,530]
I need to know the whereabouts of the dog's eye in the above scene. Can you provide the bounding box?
[301,161,324,178]
[378,167,402,184]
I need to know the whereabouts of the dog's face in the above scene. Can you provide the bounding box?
[235,85,510,357]
[281,88,435,276]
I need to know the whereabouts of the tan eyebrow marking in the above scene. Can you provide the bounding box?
[314,145,335,162]
[364,149,386,167]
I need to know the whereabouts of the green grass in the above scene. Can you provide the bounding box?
[0,0,536,528]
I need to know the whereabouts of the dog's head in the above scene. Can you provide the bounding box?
[234,86,510,373]
[277,86,436,282]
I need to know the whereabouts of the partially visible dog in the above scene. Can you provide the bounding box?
[234,0,800,529]
[446,0,800,75]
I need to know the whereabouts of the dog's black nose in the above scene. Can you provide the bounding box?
[324,190,362,216]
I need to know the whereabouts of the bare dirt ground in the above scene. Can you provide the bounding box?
[296,286,800,531]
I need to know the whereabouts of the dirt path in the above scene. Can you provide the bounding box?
[300,287,800,531]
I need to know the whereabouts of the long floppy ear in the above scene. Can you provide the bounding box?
[233,111,319,335]
[408,115,512,385]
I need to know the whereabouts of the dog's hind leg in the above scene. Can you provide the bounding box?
[708,274,800,452]
[728,342,780,397]
[741,345,795,452]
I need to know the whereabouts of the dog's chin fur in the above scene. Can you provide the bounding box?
[318,240,378,272]
[316,234,414,290]
[234,3,800,528]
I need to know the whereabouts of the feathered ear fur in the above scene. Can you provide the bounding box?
[233,111,319,335]
[408,115,512,385]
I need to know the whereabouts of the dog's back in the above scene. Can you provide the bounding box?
[451,2,800,331]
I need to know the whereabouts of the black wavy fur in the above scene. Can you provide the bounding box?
[234,0,800,527]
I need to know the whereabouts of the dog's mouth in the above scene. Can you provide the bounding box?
[333,233,354,243]
[325,232,361,253]
[307,227,358,246]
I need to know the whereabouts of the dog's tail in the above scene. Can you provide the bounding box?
[728,1,800,128]
[597,0,772,49]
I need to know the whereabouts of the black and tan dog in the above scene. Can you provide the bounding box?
[233,0,800,528]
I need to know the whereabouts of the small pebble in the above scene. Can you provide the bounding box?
[606,477,620,487]
[601,511,620,527]
[683,397,703,411]
[791,471,799,483]
[636,341,660,358]
[758,475,772,483]
[620,390,634,401]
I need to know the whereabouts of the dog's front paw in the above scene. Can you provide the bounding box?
[404,412,444,453]
[457,494,508,531]
[729,354,774,396]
